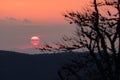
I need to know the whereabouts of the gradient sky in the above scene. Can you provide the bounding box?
[0,0,89,51]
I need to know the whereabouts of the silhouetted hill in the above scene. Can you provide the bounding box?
[0,50,86,80]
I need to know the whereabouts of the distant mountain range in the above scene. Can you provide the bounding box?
[14,47,88,55]
[0,50,98,80]
[0,50,84,80]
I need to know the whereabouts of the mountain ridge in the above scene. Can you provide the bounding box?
[0,50,86,80]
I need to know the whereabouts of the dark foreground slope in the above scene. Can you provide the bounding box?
[0,50,83,80]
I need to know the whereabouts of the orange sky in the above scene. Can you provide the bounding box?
[0,0,87,23]
[0,0,116,52]
[0,0,90,52]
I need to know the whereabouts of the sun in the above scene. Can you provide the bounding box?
[30,36,40,46]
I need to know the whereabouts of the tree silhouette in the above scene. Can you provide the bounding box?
[36,0,120,79]
[56,0,120,80]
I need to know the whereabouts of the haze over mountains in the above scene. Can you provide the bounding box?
[14,48,42,54]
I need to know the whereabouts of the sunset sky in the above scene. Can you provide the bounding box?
[0,0,89,51]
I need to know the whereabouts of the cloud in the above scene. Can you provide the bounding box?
[23,19,31,23]
[0,17,32,24]
[6,17,17,21]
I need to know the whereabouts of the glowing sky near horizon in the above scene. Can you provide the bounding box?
[0,0,89,51]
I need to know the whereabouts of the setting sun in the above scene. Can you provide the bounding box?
[30,36,40,46]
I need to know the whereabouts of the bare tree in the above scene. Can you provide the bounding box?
[56,0,120,80]
[36,0,120,79]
